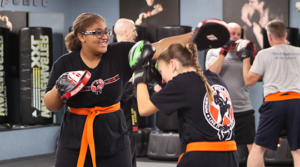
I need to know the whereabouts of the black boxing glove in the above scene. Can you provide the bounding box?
[191,19,230,51]
[56,70,91,103]
[235,39,256,64]
[219,39,236,56]
[128,40,155,84]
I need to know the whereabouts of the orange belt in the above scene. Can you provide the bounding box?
[69,102,120,167]
[178,140,237,163]
[265,92,300,102]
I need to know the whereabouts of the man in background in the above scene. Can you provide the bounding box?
[114,18,138,167]
[244,20,300,167]
[206,22,264,167]
[114,18,138,42]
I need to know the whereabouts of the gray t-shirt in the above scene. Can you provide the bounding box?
[250,44,300,97]
[206,48,252,113]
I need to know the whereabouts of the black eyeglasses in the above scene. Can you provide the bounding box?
[81,29,112,39]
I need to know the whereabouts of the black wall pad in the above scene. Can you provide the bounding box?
[136,127,153,157]
[264,137,293,165]
[135,26,147,42]
[237,144,249,166]
[0,123,11,130]
[156,26,192,41]
[286,27,299,47]
[0,28,10,124]
[263,27,299,49]
[137,114,150,129]
[19,27,53,125]
[262,28,270,49]
[137,111,156,129]
[147,130,185,161]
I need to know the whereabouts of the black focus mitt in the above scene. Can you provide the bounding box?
[191,19,230,51]
[235,39,256,64]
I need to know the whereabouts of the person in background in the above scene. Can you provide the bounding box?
[244,20,300,167]
[114,18,138,167]
[206,22,264,167]
[131,41,238,167]
[114,18,138,42]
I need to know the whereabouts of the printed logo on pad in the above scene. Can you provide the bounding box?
[206,34,218,41]
[67,71,85,85]
[236,39,251,51]
[203,84,235,141]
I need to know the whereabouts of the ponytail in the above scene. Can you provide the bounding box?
[186,43,213,105]
[65,31,82,52]
[65,13,106,52]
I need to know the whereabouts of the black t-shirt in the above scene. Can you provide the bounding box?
[46,42,135,156]
[150,70,235,144]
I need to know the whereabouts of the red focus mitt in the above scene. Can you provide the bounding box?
[191,19,230,51]
[56,70,91,103]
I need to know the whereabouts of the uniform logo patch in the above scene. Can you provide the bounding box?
[203,84,235,141]
[80,74,120,95]
[91,79,105,95]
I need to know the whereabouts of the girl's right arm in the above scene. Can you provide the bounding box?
[137,83,159,116]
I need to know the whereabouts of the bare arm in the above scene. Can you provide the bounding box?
[135,12,147,25]
[152,32,192,59]
[44,86,64,112]
[207,54,225,74]
[136,83,159,116]
[150,4,163,16]
[241,3,253,27]
[243,58,261,86]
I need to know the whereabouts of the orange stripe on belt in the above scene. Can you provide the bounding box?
[265,92,300,102]
[178,140,237,163]
[69,102,120,167]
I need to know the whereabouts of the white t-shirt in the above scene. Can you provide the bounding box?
[250,44,300,97]
[206,48,252,113]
